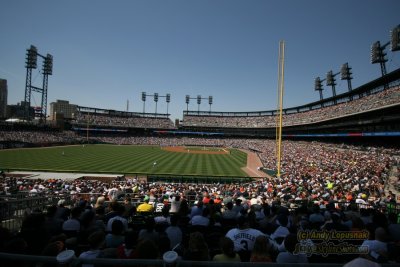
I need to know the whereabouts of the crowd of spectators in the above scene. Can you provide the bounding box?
[0,130,78,144]
[1,131,400,207]
[74,113,176,129]
[182,85,400,128]
[1,170,400,265]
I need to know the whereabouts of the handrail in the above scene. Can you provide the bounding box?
[0,252,398,267]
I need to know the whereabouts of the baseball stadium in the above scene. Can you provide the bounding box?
[2,67,400,266]
[2,11,400,267]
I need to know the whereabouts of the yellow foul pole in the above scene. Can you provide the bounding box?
[276,41,285,178]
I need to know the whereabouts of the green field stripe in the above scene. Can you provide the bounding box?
[182,153,197,175]
[228,149,247,167]
[159,152,185,174]
[0,145,250,177]
[218,152,247,176]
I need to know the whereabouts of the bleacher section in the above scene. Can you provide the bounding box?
[73,106,175,130]
[182,85,400,128]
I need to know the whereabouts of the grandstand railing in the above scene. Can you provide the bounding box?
[147,174,255,184]
[1,252,397,267]
[0,193,72,231]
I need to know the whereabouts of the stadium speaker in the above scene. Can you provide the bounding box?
[185,95,190,104]
[391,25,400,51]
[197,95,201,105]
[166,93,171,103]
[154,93,159,102]
[142,92,146,102]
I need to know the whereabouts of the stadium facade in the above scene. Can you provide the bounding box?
[62,68,400,147]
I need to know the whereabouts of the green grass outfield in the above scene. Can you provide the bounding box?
[0,144,248,177]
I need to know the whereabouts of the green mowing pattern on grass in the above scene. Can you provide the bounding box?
[0,145,248,177]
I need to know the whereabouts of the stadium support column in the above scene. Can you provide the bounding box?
[276,41,285,179]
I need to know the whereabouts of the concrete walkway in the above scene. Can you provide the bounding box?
[8,171,122,181]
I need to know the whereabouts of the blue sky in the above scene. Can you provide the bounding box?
[1,0,399,121]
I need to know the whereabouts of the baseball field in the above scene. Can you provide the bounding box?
[0,144,248,177]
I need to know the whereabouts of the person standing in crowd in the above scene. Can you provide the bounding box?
[170,194,182,214]
[225,215,265,262]
[136,195,154,213]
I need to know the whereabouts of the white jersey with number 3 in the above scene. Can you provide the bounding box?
[225,228,265,252]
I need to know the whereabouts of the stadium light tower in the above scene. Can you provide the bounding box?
[326,70,339,104]
[154,93,159,116]
[166,93,171,115]
[24,45,53,122]
[314,77,325,106]
[185,95,190,113]
[197,95,201,113]
[24,45,38,120]
[141,92,146,114]
[391,24,400,51]
[371,41,389,77]
[208,96,213,112]
[41,53,53,121]
[340,63,353,101]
